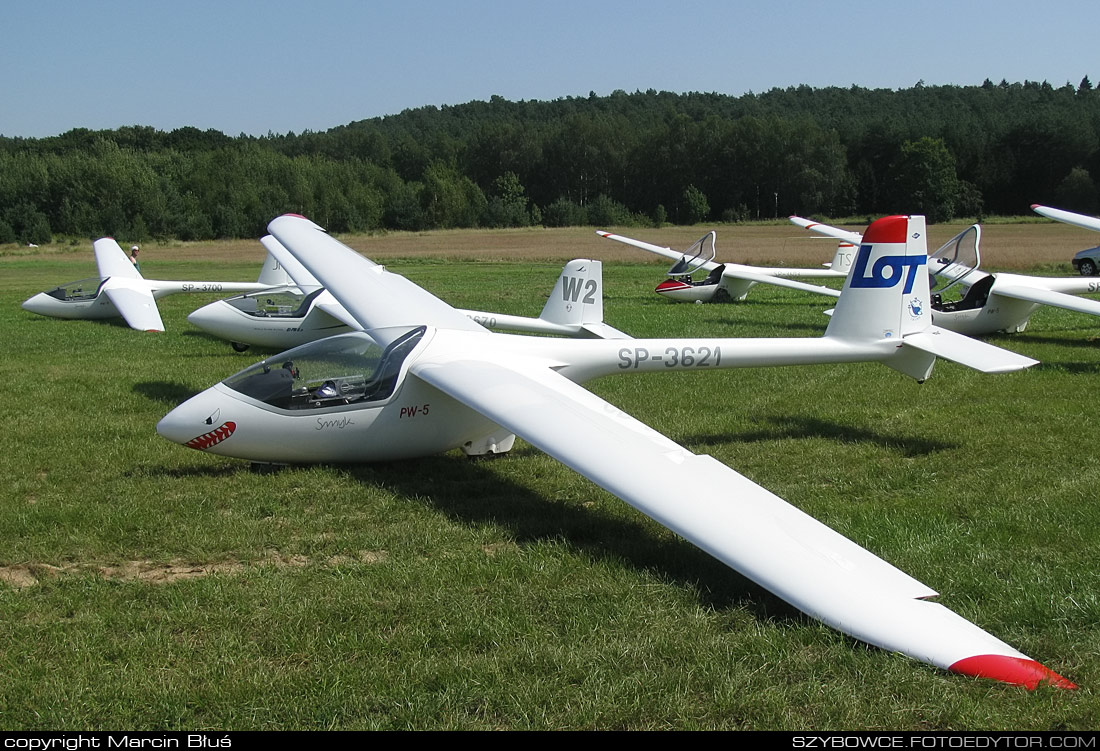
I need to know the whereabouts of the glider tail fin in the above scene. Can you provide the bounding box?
[829,241,857,274]
[540,259,631,339]
[824,215,1037,380]
[540,259,604,327]
[257,249,294,287]
[825,215,930,343]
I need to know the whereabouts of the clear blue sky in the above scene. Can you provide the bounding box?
[2,0,1096,139]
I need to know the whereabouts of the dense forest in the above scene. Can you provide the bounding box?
[2,78,1099,243]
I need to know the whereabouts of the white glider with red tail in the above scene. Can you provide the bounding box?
[596,228,852,302]
[156,213,1073,689]
[792,214,1100,335]
[21,238,289,332]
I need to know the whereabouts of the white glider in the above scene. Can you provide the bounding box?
[1031,204,1100,276]
[21,238,290,332]
[156,213,1073,689]
[791,215,1100,335]
[597,229,850,303]
[187,235,629,351]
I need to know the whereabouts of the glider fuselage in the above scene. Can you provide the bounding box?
[158,328,896,465]
[22,277,271,322]
[931,293,1039,335]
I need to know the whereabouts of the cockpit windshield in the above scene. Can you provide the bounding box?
[223,327,426,410]
[928,224,982,294]
[45,277,108,302]
[224,286,323,319]
[667,231,717,277]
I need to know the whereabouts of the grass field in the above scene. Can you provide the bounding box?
[1,222,1099,730]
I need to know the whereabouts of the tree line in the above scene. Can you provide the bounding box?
[1,78,1098,244]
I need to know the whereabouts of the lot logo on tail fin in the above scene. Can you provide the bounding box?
[850,245,926,293]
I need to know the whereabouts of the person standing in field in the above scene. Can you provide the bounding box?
[129,245,141,271]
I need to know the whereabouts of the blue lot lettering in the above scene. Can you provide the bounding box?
[850,245,926,293]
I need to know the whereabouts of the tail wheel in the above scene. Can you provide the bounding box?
[231,342,250,352]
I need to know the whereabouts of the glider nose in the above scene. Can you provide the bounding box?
[22,292,57,316]
[655,279,692,296]
[186,302,226,335]
[157,389,237,452]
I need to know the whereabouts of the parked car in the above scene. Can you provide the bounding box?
[1071,246,1100,275]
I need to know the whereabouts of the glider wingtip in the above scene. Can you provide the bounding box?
[949,654,1077,690]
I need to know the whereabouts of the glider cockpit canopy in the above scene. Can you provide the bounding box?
[223,327,426,410]
[222,286,324,319]
[929,224,983,295]
[45,277,108,302]
[667,231,717,278]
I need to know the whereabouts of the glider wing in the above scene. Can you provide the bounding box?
[1032,204,1100,232]
[411,349,1062,685]
[102,284,166,332]
[93,238,143,281]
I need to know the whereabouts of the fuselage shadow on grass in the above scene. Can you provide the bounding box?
[1033,360,1100,375]
[180,328,232,346]
[680,415,957,458]
[989,332,1100,350]
[699,316,826,336]
[133,380,204,406]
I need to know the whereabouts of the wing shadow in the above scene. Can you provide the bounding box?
[338,453,805,623]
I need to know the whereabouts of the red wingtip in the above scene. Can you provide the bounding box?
[950,655,1077,690]
[1030,204,1041,209]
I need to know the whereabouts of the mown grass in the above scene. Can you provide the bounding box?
[1,241,1098,730]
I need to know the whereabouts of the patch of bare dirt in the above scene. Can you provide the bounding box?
[0,549,390,589]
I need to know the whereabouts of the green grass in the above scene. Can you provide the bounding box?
[1,255,1098,729]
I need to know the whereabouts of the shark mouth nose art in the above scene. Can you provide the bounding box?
[185,421,237,450]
